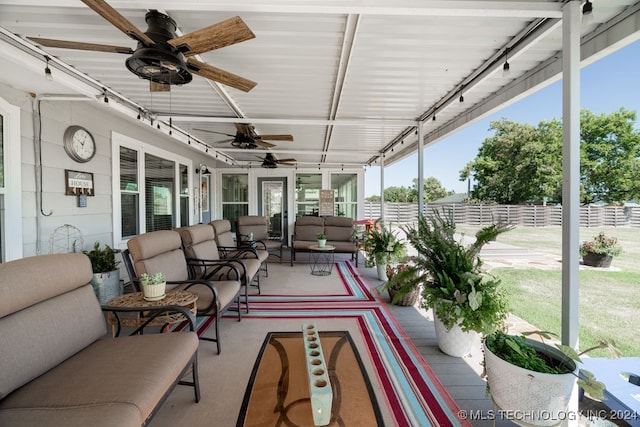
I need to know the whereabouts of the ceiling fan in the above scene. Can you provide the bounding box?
[258,153,296,169]
[26,0,257,92]
[195,123,293,149]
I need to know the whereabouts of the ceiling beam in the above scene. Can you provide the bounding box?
[160,115,416,127]
[27,1,563,18]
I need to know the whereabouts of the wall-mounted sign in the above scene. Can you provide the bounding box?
[319,189,335,216]
[65,169,95,196]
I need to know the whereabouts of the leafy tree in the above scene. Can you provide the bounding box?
[409,177,450,202]
[384,186,413,202]
[465,118,562,204]
[464,109,640,204]
[368,177,450,202]
[365,195,381,202]
[580,108,640,203]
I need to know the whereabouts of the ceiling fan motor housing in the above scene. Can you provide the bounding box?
[125,10,192,85]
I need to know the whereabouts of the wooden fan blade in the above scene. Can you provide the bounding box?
[187,58,256,92]
[254,140,276,148]
[27,37,133,54]
[82,0,153,45]
[277,158,296,163]
[150,81,170,92]
[256,134,294,141]
[168,16,255,57]
[212,138,234,145]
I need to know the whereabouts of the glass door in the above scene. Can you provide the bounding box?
[258,177,288,245]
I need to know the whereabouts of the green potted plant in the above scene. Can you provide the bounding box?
[483,330,620,427]
[393,210,512,356]
[383,260,421,306]
[316,232,327,248]
[362,218,407,280]
[139,272,166,301]
[83,241,121,304]
[579,231,622,268]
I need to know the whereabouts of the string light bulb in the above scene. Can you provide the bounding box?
[102,88,109,103]
[582,0,594,24]
[503,48,511,77]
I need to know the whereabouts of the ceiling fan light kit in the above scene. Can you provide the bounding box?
[125,11,192,86]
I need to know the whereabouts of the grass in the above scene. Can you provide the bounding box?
[453,225,640,357]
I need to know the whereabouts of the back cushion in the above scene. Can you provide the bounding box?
[178,225,220,277]
[295,216,325,241]
[324,216,355,241]
[236,216,269,241]
[211,220,235,247]
[0,254,106,399]
[127,230,189,282]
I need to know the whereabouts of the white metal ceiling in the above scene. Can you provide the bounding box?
[1,0,638,169]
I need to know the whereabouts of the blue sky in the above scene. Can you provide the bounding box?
[364,39,640,196]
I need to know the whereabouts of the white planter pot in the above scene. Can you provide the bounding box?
[317,239,326,248]
[376,262,388,281]
[483,339,577,427]
[142,282,166,301]
[433,308,477,357]
[90,270,122,305]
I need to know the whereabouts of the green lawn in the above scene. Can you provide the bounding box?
[456,225,640,357]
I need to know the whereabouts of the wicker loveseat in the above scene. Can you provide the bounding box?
[290,216,358,266]
[0,253,200,426]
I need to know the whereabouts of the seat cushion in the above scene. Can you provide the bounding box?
[0,332,198,427]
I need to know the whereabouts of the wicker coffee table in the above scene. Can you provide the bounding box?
[106,290,198,336]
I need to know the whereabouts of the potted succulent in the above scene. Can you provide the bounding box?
[316,232,327,248]
[579,231,622,268]
[483,330,620,427]
[139,272,166,301]
[394,211,512,356]
[83,241,121,304]
[362,218,407,280]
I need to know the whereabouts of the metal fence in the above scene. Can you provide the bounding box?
[363,202,640,227]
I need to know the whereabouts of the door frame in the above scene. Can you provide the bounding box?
[257,177,288,245]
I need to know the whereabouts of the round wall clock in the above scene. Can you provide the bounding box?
[63,125,96,163]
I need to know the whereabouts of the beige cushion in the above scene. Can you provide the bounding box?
[236,216,270,241]
[127,230,189,282]
[0,332,198,427]
[0,254,105,400]
[294,216,325,241]
[211,220,236,248]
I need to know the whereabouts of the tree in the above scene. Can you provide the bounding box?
[383,186,412,202]
[465,118,562,204]
[408,177,450,202]
[463,109,640,204]
[368,177,450,202]
[580,108,640,203]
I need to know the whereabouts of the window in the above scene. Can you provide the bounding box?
[120,147,139,238]
[331,173,357,218]
[114,133,191,245]
[295,173,322,217]
[221,174,248,232]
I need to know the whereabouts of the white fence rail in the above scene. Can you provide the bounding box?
[363,202,640,227]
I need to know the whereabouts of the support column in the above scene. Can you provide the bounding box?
[379,154,385,222]
[417,122,425,218]
[561,0,580,348]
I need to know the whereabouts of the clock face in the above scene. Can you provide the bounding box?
[64,126,96,162]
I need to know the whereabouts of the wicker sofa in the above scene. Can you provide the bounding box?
[0,253,200,426]
[290,216,358,266]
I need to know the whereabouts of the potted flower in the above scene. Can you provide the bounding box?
[139,272,166,301]
[83,241,121,304]
[316,232,327,248]
[362,218,407,280]
[396,211,512,356]
[579,231,622,268]
[483,330,620,427]
[383,260,421,306]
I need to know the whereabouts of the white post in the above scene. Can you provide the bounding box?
[417,122,425,218]
[379,154,385,222]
